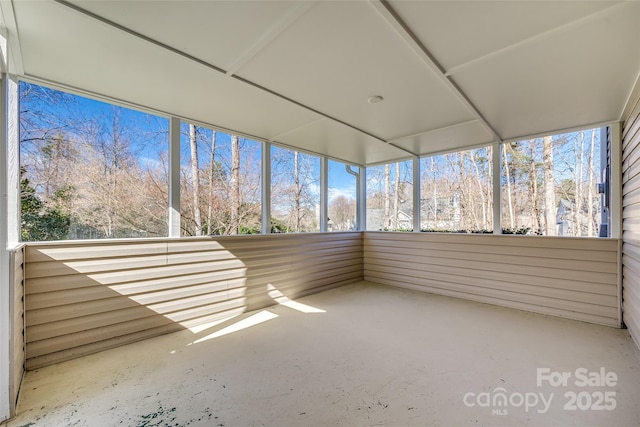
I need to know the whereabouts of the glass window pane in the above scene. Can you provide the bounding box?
[270,146,320,233]
[501,129,601,236]
[420,147,493,233]
[180,123,262,236]
[19,81,169,241]
[366,160,414,231]
[328,159,357,231]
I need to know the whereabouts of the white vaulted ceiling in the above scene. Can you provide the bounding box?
[2,0,640,165]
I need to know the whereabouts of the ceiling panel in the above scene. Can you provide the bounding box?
[389,0,619,73]
[391,121,495,156]
[15,0,321,147]
[274,119,410,166]
[6,0,640,165]
[65,0,306,72]
[452,1,640,141]
[237,0,474,142]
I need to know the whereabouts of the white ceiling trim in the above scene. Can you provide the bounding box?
[621,69,640,122]
[54,0,227,73]
[0,0,23,75]
[225,1,318,77]
[443,1,629,78]
[21,74,372,168]
[19,74,274,149]
[12,0,637,165]
[388,119,479,144]
[53,0,391,146]
[415,141,497,159]
[387,143,417,157]
[369,0,502,144]
[270,139,365,168]
[501,121,616,145]
[231,74,388,143]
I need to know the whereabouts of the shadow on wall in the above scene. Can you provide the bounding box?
[23,233,361,369]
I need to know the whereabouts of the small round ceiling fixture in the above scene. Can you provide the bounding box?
[368,95,384,104]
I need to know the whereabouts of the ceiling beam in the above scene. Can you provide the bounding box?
[369,0,503,144]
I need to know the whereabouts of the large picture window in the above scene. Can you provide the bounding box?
[180,123,262,236]
[328,159,358,232]
[366,160,414,231]
[19,82,169,241]
[501,129,602,236]
[420,147,493,233]
[270,146,320,233]
[16,82,609,241]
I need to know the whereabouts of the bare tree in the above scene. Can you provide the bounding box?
[206,130,217,234]
[329,195,356,231]
[528,141,540,233]
[230,135,240,234]
[384,163,390,229]
[503,144,515,230]
[543,135,556,236]
[574,131,585,235]
[431,157,438,222]
[270,147,319,232]
[189,124,202,236]
[587,130,596,236]
[393,162,400,229]
[294,151,301,232]
[469,151,488,230]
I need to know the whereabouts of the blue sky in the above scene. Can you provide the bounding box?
[20,80,601,204]
[21,81,358,203]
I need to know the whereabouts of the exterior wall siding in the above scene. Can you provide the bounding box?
[622,93,640,351]
[24,233,363,369]
[364,232,620,327]
[23,228,626,369]
[10,246,25,414]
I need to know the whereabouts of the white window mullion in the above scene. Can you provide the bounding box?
[168,117,181,237]
[261,141,271,235]
[493,142,502,234]
[413,157,420,232]
[358,166,366,231]
[320,157,328,232]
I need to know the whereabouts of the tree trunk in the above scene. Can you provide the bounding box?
[189,124,202,236]
[431,157,437,222]
[503,144,515,230]
[230,135,240,235]
[207,130,216,234]
[384,163,390,229]
[470,151,487,229]
[529,141,540,233]
[543,135,556,236]
[393,162,400,229]
[587,129,596,236]
[294,151,301,232]
[574,131,585,235]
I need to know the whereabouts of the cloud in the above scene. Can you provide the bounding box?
[329,185,356,203]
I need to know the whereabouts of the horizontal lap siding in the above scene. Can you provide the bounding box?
[24,233,362,369]
[623,93,640,352]
[10,247,25,413]
[363,232,620,327]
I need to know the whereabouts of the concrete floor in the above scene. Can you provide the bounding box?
[3,281,640,427]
